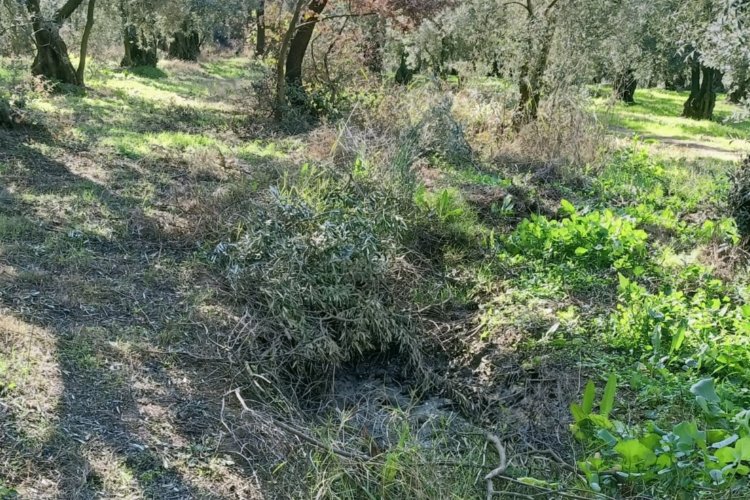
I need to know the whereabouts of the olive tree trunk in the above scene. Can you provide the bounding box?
[76,0,97,86]
[729,64,749,104]
[512,22,555,130]
[26,0,86,85]
[121,25,158,67]
[274,0,306,120]
[119,0,157,68]
[168,25,201,61]
[613,68,637,104]
[284,0,328,107]
[683,60,717,120]
[256,0,266,57]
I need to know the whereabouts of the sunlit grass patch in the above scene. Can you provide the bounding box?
[594,87,750,158]
[236,140,289,161]
[100,129,222,158]
[200,57,263,80]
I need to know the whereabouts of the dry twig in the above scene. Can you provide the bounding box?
[231,388,369,461]
[484,433,507,500]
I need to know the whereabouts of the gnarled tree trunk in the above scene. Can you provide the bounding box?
[613,68,637,104]
[512,22,555,130]
[285,0,328,108]
[683,60,717,120]
[121,25,158,67]
[168,24,201,61]
[26,0,85,86]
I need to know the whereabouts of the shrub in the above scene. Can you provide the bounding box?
[213,164,424,378]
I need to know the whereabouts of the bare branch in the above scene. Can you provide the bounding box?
[54,0,85,22]
[484,433,507,500]
[504,1,532,14]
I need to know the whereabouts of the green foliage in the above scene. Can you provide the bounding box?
[414,186,467,224]
[596,147,670,206]
[729,156,750,240]
[0,482,17,499]
[573,377,750,494]
[611,273,750,379]
[508,202,648,271]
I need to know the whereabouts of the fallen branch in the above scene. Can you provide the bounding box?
[231,388,369,461]
[485,433,507,500]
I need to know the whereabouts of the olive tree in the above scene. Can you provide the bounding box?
[23,0,97,85]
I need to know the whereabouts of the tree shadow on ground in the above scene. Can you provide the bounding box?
[0,125,262,498]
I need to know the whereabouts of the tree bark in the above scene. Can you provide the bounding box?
[729,65,749,103]
[613,68,637,104]
[76,0,96,86]
[682,60,717,120]
[275,0,306,120]
[26,0,85,85]
[256,0,266,57]
[168,27,201,61]
[121,25,158,67]
[512,21,555,130]
[284,0,328,107]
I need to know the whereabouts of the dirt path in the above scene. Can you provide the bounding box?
[609,126,747,161]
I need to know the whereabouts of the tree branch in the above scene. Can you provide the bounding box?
[484,433,508,500]
[504,1,532,14]
[295,11,377,30]
[544,0,561,16]
[54,0,86,23]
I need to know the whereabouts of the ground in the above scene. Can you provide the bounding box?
[596,87,750,160]
[1,59,750,498]
[0,58,277,498]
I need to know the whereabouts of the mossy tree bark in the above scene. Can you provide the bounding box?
[121,25,158,67]
[509,0,560,131]
[512,22,555,130]
[120,0,158,68]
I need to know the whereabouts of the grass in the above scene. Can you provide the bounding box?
[595,86,750,159]
[1,54,750,499]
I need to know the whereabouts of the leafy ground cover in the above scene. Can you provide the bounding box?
[1,58,750,499]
